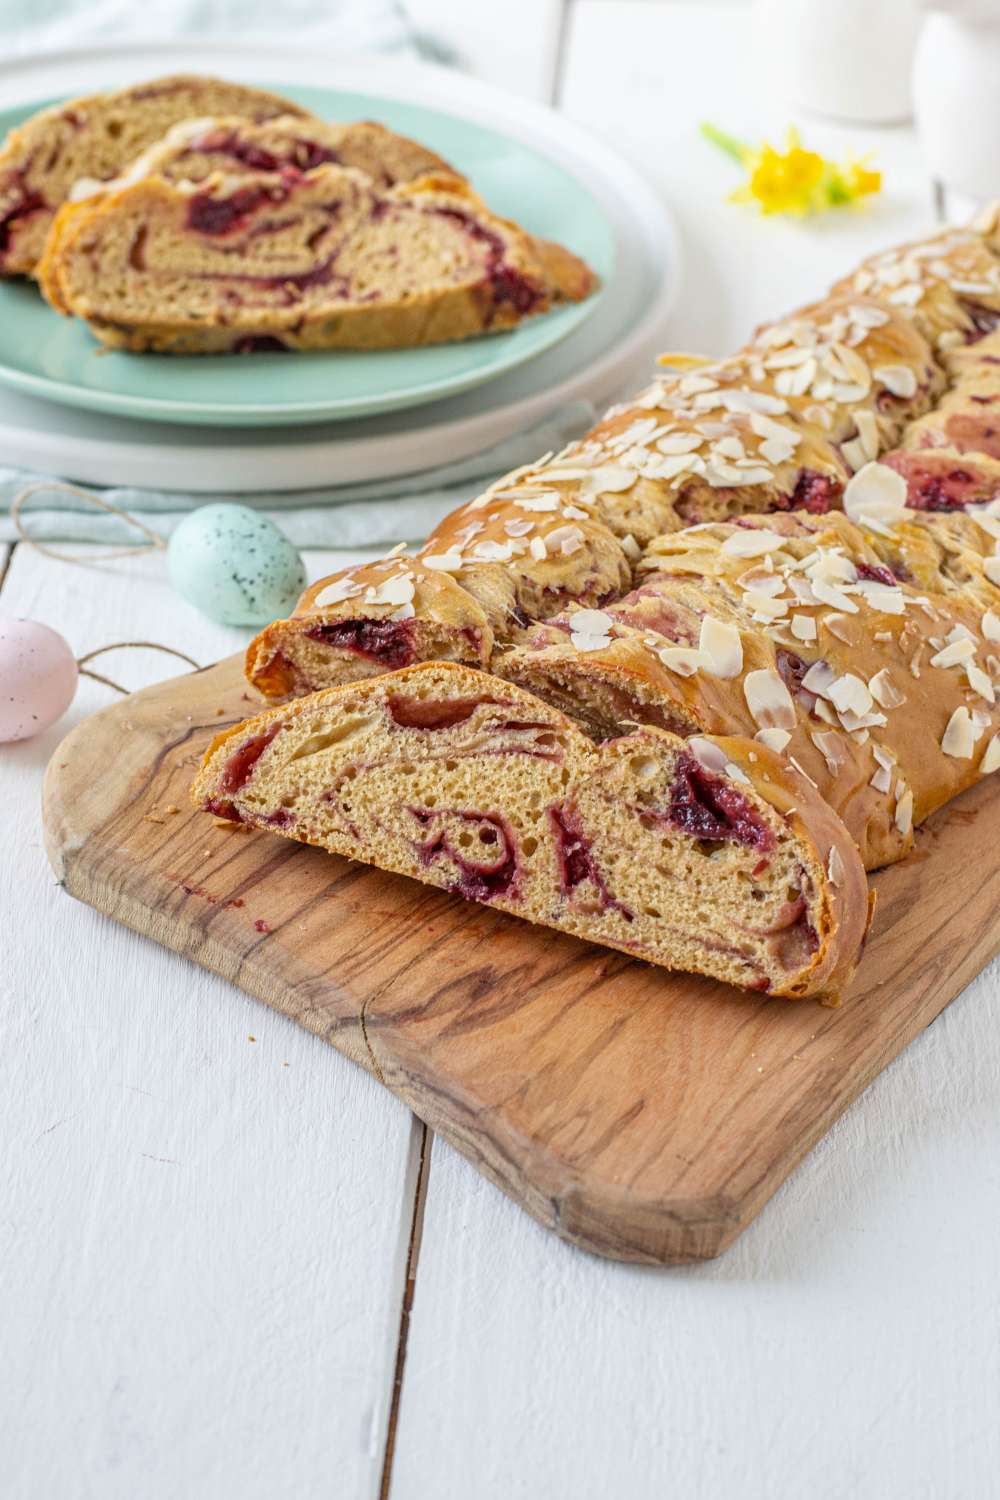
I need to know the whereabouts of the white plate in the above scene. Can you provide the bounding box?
[0,42,680,491]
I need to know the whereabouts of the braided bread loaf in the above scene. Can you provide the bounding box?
[247,214,1000,701]
[193,662,869,1001]
[497,503,1000,870]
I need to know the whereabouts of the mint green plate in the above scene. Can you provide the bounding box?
[0,85,612,427]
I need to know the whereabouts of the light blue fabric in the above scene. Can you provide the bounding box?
[0,2,595,547]
[0,402,597,548]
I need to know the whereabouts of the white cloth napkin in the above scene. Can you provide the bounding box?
[0,1,597,547]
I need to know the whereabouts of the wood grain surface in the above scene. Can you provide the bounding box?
[41,651,1000,1264]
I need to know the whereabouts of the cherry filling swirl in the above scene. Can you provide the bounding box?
[306,617,416,669]
[549,804,633,920]
[658,753,776,852]
[408,808,519,901]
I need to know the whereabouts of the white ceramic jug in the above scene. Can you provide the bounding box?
[913,5,1000,199]
[753,0,923,123]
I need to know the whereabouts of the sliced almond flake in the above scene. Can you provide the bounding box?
[658,646,704,676]
[983,557,1000,586]
[824,615,855,644]
[791,613,818,642]
[870,762,892,793]
[855,580,906,614]
[827,845,846,887]
[967,662,996,703]
[699,616,743,678]
[528,535,547,562]
[562,505,589,522]
[581,466,639,496]
[855,410,881,461]
[930,638,976,668]
[801,661,836,698]
[471,539,514,563]
[888,283,924,307]
[842,437,868,473]
[656,432,704,455]
[744,591,789,620]
[570,631,613,653]
[811,578,859,613]
[390,602,416,621]
[654,452,703,482]
[843,461,908,529]
[545,525,585,558]
[811,730,845,774]
[980,734,1000,774]
[365,573,415,607]
[504,519,535,538]
[982,608,1000,642]
[382,542,408,559]
[869,668,906,709]
[570,609,614,635]
[754,727,792,752]
[759,437,797,466]
[941,706,975,758]
[774,360,818,397]
[514,494,560,513]
[829,672,873,715]
[688,738,728,772]
[311,576,364,608]
[720,528,787,558]
[895,786,914,836]
[873,364,918,398]
[421,550,464,573]
[744,669,796,730]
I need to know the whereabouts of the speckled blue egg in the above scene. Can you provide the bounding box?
[167,504,306,627]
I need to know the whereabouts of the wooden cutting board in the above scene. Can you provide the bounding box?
[42,652,1000,1264]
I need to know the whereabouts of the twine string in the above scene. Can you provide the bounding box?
[12,479,168,562]
[76,642,202,697]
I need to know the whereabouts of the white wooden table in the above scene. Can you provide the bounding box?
[5,5,1000,1497]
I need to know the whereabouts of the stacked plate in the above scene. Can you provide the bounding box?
[0,42,680,494]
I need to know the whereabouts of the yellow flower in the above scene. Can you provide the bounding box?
[701,123,882,218]
[741,130,825,216]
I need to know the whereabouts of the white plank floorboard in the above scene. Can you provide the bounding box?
[0,544,411,1500]
[558,1,939,355]
[390,967,1000,1500]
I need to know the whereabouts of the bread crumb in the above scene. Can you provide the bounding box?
[164,804,180,815]
[248,1035,256,1043]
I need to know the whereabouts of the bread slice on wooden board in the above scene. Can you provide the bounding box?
[191,662,870,1002]
[91,114,453,197]
[0,74,305,277]
[497,507,1000,870]
[38,166,598,353]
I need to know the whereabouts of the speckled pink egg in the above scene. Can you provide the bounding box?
[0,618,78,742]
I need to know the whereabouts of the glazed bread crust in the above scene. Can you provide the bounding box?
[192,662,870,1001]
[496,509,1000,871]
[0,74,303,276]
[244,210,1000,703]
[39,166,597,352]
